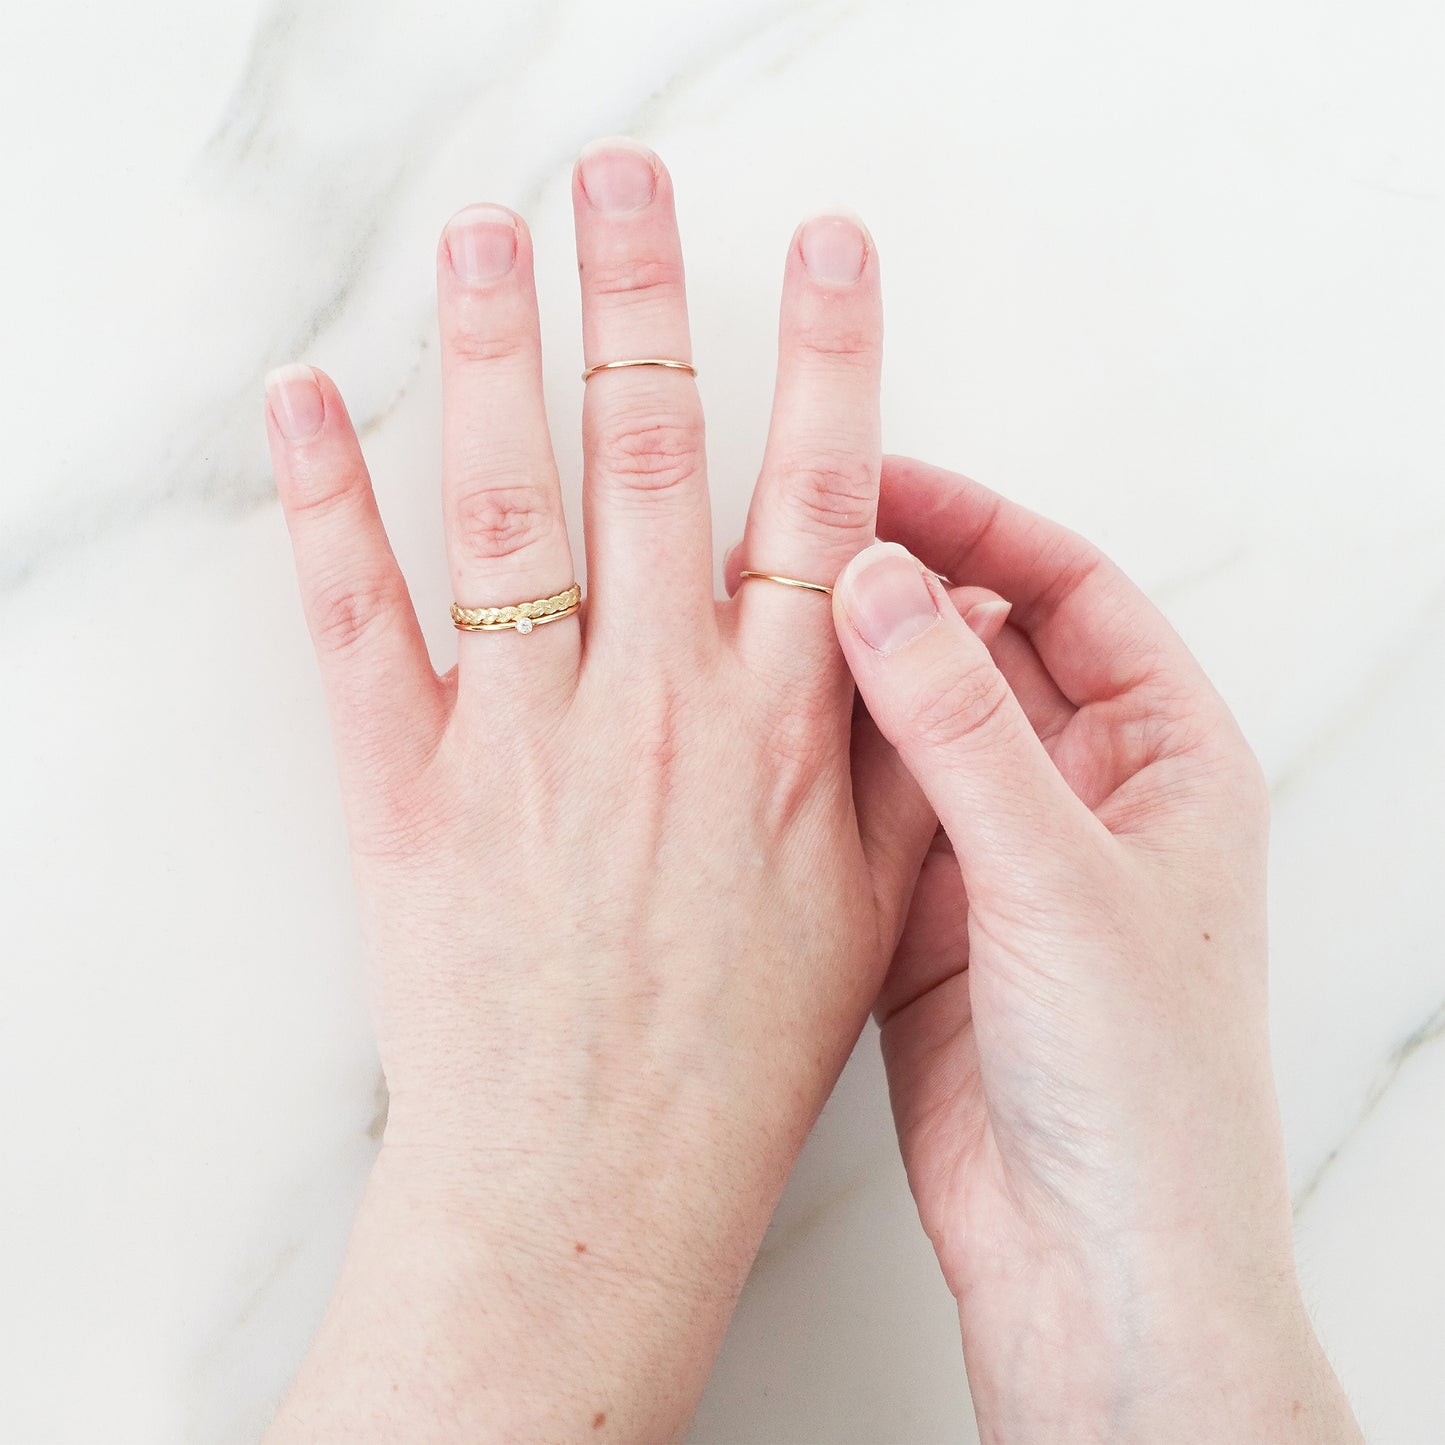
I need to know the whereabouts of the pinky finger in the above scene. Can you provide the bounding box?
[264,364,446,785]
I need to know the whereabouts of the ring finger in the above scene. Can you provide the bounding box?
[438,203,579,707]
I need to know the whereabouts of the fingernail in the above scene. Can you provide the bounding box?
[964,598,1012,641]
[446,204,518,286]
[265,363,324,442]
[799,215,867,285]
[840,542,940,653]
[577,137,658,214]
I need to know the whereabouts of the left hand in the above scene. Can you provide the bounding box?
[261,139,1005,1440]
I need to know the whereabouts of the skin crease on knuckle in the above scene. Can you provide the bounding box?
[283,455,365,520]
[308,572,404,659]
[778,446,878,534]
[904,654,1017,756]
[590,406,703,496]
[793,312,877,366]
[444,323,532,368]
[581,253,684,302]
[453,482,557,562]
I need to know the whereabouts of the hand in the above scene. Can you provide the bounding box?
[259,141,1005,1442]
[830,458,1363,1443]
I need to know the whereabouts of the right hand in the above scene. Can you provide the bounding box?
[832,456,1363,1443]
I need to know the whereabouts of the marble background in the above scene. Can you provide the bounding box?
[2,0,1441,1440]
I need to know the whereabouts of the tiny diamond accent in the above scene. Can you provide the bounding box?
[515,616,534,634]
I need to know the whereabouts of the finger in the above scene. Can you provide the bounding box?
[947,589,1013,646]
[573,138,714,656]
[987,621,1075,751]
[723,540,743,597]
[835,542,1112,899]
[853,587,1014,912]
[874,838,973,1028]
[264,364,445,785]
[736,214,882,677]
[437,204,579,703]
[877,953,984,1189]
[876,455,1217,713]
[855,600,1105,909]
[728,543,1029,686]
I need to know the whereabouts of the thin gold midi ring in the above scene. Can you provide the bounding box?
[738,570,833,597]
[581,358,697,382]
[451,584,582,634]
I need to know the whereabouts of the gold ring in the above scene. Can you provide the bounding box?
[581,358,697,382]
[738,570,833,597]
[451,584,582,634]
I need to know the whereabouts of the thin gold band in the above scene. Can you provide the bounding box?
[451,585,582,634]
[581,358,697,382]
[738,570,833,597]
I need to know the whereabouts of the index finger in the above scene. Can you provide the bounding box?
[875,454,1212,709]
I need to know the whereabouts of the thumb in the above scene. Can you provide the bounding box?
[834,542,1107,894]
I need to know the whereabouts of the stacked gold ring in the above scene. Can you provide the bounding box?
[451,584,581,634]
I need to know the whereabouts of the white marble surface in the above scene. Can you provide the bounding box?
[2,1,1441,1440]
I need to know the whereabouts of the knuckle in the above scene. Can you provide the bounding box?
[454,482,556,560]
[908,660,1015,753]
[583,254,684,303]
[794,316,878,366]
[1033,538,1113,618]
[594,409,702,495]
[309,573,402,657]
[286,458,365,521]
[778,444,877,533]
[446,322,531,368]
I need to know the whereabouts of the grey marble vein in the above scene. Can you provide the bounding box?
[0,0,848,602]
[1294,996,1445,1216]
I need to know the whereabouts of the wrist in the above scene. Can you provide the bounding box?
[958,1250,1361,1445]
[268,1110,790,1443]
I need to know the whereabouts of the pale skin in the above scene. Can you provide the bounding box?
[260,138,1362,1442]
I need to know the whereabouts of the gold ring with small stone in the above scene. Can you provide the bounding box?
[451,584,582,634]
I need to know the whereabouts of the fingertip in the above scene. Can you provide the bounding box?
[574,135,665,214]
[440,202,525,289]
[264,366,370,522]
[793,212,875,287]
[264,362,325,444]
[961,596,1013,645]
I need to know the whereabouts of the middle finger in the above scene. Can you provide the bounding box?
[573,139,715,660]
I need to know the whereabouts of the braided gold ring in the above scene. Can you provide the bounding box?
[738,570,833,597]
[451,584,582,634]
[581,358,697,382]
